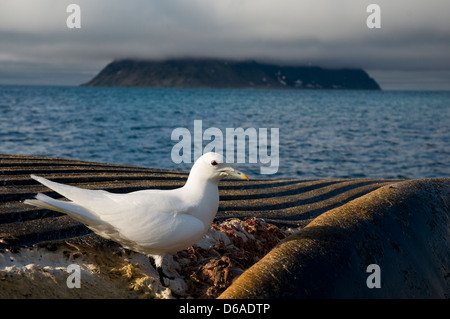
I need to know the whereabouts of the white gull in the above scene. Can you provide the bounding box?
[24,152,248,286]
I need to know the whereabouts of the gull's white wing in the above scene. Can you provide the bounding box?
[91,189,207,252]
[116,212,206,254]
[28,174,189,216]
[25,175,206,252]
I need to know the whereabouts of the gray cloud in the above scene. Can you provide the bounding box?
[0,0,449,89]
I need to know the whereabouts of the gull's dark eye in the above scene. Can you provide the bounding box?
[211,160,218,166]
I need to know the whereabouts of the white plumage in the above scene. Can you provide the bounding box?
[24,152,248,286]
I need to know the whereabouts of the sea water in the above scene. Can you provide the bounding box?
[0,85,449,179]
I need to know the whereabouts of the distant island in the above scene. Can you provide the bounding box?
[82,58,381,90]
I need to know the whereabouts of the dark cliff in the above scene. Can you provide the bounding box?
[82,59,381,90]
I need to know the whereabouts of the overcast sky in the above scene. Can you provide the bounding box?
[0,0,449,90]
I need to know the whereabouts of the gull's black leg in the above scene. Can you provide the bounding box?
[149,255,174,287]
[157,266,174,287]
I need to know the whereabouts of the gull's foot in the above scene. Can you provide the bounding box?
[157,266,175,287]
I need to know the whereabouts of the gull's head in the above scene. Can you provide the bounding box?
[189,152,248,184]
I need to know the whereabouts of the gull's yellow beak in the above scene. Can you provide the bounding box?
[234,170,249,180]
[220,167,249,180]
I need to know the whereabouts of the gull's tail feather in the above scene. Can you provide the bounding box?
[24,193,103,226]
[24,175,146,248]
[24,193,121,241]
[29,174,112,213]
